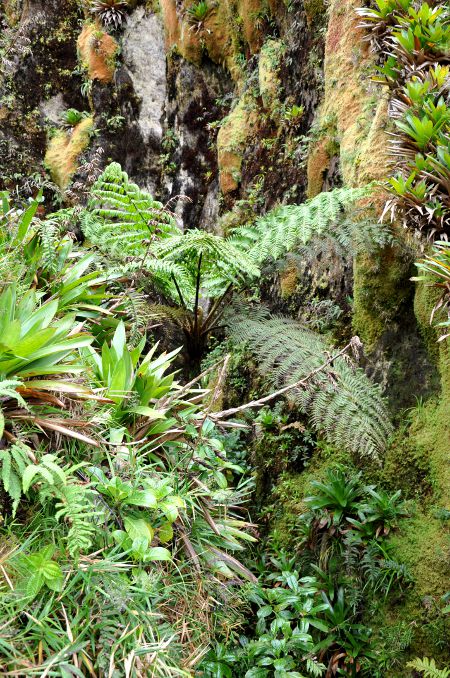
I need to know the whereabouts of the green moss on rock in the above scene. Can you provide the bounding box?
[258,39,284,111]
[217,91,259,193]
[352,245,413,352]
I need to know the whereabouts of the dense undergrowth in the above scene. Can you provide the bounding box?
[0,156,447,675]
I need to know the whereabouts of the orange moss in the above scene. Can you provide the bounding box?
[202,2,243,80]
[160,0,245,81]
[3,0,21,25]
[77,23,118,83]
[160,0,181,48]
[44,117,93,189]
[312,0,389,187]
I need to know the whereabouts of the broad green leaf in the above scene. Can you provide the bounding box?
[26,572,44,599]
[126,489,158,508]
[124,516,154,542]
[42,561,63,581]
[144,546,171,562]
[16,191,42,243]
[158,521,174,543]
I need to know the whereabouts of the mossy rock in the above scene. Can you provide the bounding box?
[217,91,259,193]
[352,244,413,352]
[307,137,332,198]
[44,116,93,189]
[391,512,449,601]
[237,0,268,53]
[160,0,245,79]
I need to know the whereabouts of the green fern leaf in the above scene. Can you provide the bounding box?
[229,186,371,264]
[227,308,392,459]
[407,657,450,678]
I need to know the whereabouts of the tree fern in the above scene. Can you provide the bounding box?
[111,255,195,300]
[152,228,260,297]
[227,307,392,459]
[229,186,372,264]
[407,657,450,678]
[82,162,179,272]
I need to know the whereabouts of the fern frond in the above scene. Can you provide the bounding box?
[0,443,30,516]
[113,257,195,300]
[407,657,450,678]
[306,657,327,677]
[227,308,392,459]
[89,162,177,237]
[229,186,371,264]
[54,483,99,557]
[36,219,62,275]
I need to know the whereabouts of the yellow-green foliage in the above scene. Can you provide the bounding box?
[217,91,259,193]
[45,117,94,189]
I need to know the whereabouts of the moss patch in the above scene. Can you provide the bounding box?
[77,23,118,83]
[392,515,449,598]
[307,138,331,198]
[258,39,284,112]
[44,116,93,189]
[237,0,268,53]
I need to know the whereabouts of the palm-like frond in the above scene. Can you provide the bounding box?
[153,228,260,290]
[85,162,178,251]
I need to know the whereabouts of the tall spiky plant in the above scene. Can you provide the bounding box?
[90,0,129,29]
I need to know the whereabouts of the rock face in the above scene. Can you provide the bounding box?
[122,9,166,147]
